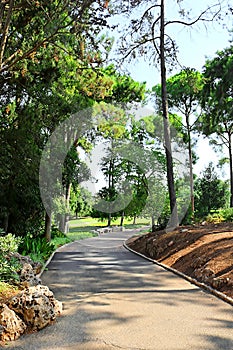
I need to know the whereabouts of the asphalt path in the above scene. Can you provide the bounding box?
[7,229,233,350]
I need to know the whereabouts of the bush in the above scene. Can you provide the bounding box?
[52,237,72,249]
[0,233,22,255]
[0,234,22,282]
[220,208,233,222]
[205,212,225,224]
[19,233,55,262]
[51,225,66,239]
[157,206,170,230]
[204,208,233,224]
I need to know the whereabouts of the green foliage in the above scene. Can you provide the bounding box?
[194,163,229,219]
[104,65,147,103]
[52,237,72,249]
[51,226,66,239]
[0,233,22,255]
[205,208,233,224]
[219,208,233,222]
[153,68,204,115]
[205,212,225,224]
[201,46,233,129]
[0,234,22,282]
[181,204,194,225]
[0,1,124,237]
[19,233,55,262]
[70,186,93,218]
[157,197,171,230]
[200,46,233,207]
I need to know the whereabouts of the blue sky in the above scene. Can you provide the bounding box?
[116,1,232,88]
[108,1,232,178]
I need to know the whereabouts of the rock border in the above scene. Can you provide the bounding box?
[0,251,63,344]
[124,238,233,307]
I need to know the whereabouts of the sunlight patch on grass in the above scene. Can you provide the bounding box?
[67,217,150,241]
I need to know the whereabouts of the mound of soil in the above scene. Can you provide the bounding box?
[127,222,233,300]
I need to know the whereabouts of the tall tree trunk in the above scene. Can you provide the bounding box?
[45,212,52,242]
[133,215,136,225]
[108,213,111,227]
[59,183,72,233]
[120,211,124,226]
[186,114,195,214]
[0,0,14,70]
[151,215,156,232]
[160,0,178,228]
[64,182,72,234]
[59,213,65,232]
[228,134,233,207]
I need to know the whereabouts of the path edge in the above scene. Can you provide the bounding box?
[38,241,76,278]
[124,238,233,307]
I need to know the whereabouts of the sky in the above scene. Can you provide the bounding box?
[108,0,233,179]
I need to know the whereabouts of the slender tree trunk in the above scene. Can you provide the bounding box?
[59,183,72,233]
[108,214,111,226]
[45,212,52,242]
[186,114,195,214]
[160,0,178,228]
[133,215,136,225]
[64,182,71,233]
[120,211,124,226]
[151,215,156,232]
[228,134,233,207]
[59,214,65,232]
[0,0,14,70]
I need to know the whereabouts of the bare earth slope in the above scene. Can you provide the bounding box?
[127,222,233,300]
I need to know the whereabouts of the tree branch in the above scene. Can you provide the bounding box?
[165,3,222,27]
[120,37,158,61]
[152,17,161,56]
[0,0,14,69]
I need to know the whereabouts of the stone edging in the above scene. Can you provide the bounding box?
[124,238,233,307]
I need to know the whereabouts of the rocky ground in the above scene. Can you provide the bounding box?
[0,255,62,345]
[127,222,233,300]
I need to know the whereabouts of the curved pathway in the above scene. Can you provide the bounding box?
[7,229,233,350]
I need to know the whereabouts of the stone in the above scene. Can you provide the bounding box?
[7,285,63,331]
[202,268,215,282]
[10,253,43,275]
[20,263,41,287]
[0,304,26,342]
[212,277,230,289]
[168,240,174,247]
[194,267,215,282]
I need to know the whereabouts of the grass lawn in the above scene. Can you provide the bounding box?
[67,217,150,241]
[51,217,150,248]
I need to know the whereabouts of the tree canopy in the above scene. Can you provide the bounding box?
[201,45,233,207]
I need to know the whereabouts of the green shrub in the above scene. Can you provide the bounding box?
[205,208,233,224]
[0,234,22,282]
[206,212,225,224]
[0,233,22,255]
[19,233,55,262]
[51,225,66,239]
[52,237,72,249]
[157,200,171,230]
[220,208,233,222]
